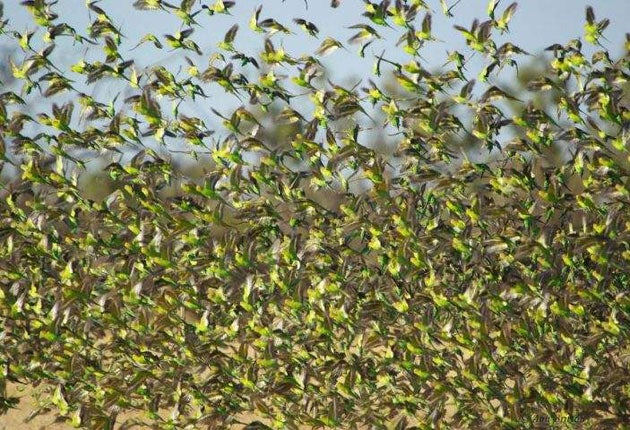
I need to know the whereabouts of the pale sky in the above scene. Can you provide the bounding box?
[5,0,628,73]
[2,0,629,159]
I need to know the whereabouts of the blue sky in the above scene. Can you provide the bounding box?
[6,0,628,72]
[3,0,629,162]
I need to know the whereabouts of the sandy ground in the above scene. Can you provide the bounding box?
[2,382,272,430]
[3,383,74,430]
[0,385,429,430]
[2,382,426,429]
